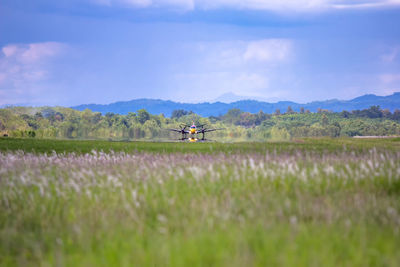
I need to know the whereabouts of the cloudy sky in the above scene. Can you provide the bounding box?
[1,0,400,106]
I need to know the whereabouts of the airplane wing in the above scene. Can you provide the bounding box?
[167,129,190,133]
[201,128,224,133]
[167,129,182,132]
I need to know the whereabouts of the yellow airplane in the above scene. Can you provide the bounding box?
[167,122,223,142]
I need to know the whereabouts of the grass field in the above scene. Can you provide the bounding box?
[1,137,400,154]
[1,138,400,266]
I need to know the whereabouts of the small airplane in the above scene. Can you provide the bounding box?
[167,122,223,142]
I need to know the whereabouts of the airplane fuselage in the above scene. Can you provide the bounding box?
[190,125,196,135]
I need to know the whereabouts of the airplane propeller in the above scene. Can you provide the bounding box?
[166,124,188,135]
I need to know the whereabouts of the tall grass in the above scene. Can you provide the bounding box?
[1,137,400,154]
[1,147,400,266]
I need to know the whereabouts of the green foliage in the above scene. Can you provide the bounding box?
[286,106,295,114]
[1,105,400,141]
[137,109,150,124]
[171,109,192,119]
[270,126,290,140]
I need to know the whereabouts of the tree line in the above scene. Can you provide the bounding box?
[1,105,400,141]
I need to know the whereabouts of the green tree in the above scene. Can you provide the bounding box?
[286,106,295,114]
[137,109,150,124]
[34,112,43,119]
[171,109,191,119]
[321,114,329,126]
[223,109,243,124]
[270,126,290,141]
[341,111,351,118]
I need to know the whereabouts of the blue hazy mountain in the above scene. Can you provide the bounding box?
[72,92,400,117]
[212,92,280,103]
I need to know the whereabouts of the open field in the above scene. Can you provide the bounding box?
[1,138,400,266]
[1,137,400,154]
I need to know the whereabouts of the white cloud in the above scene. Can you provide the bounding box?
[2,45,18,57]
[380,73,400,84]
[381,46,399,63]
[198,0,327,12]
[0,73,6,84]
[92,0,194,9]
[157,0,194,9]
[332,0,400,9]
[1,42,65,65]
[192,39,293,70]
[244,39,292,62]
[0,42,67,105]
[91,0,400,12]
[169,38,294,102]
[119,0,152,8]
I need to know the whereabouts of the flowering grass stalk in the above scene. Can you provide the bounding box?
[1,147,400,266]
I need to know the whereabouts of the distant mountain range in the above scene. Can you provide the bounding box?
[72,92,400,117]
[212,92,280,103]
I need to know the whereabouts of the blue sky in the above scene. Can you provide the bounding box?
[1,0,400,106]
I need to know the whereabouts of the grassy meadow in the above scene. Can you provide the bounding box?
[1,137,400,266]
